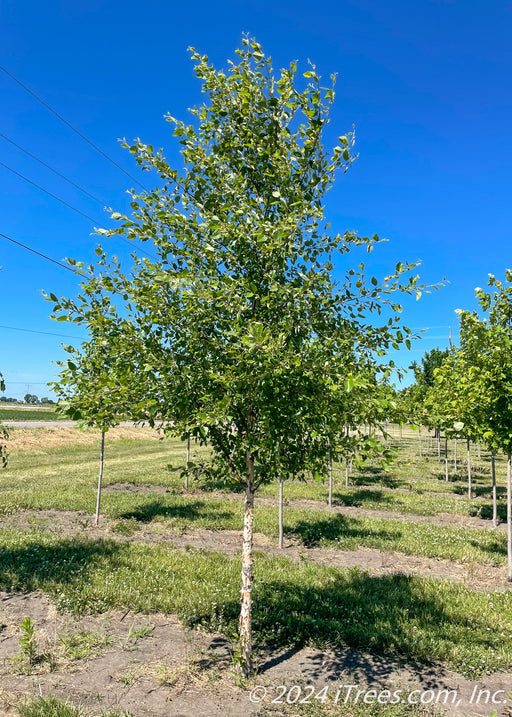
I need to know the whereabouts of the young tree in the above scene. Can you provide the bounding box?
[0,372,8,467]
[49,328,139,526]
[459,274,512,577]
[48,38,433,674]
[426,350,483,495]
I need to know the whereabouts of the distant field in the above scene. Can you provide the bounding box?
[0,405,63,421]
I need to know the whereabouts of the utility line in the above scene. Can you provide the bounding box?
[0,64,149,192]
[0,232,76,273]
[0,324,86,340]
[4,381,51,384]
[0,160,105,227]
[0,133,106,206]
[0,164,158,259]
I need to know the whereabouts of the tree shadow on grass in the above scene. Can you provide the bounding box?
[197,477,245,493]
[474,503,507,522]
[332,489,402,510]
[0,537,121,595]
[453,484,506,499]
[118,499,233,524]
[350,469,401,490]
[467,535,506,563]
[285,514,401,548]
[195,570,505,684]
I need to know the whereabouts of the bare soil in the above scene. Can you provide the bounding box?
[2,589,512,717]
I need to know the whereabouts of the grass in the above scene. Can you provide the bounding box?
[17,695,134,717]
[15,692,442,717]
[1,481,507,566]
[0,431,508,566]
[0,406,63,421]
[59,629,112,660]
[3,423,512,695]
[0,527,510,679]
[2,427,507,519]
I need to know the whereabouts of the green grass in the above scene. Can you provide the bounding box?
[0,434,508,566]
[0,407,62,421]
[16,693,440,717]
[0,527,511,679]
[17,695,133,717]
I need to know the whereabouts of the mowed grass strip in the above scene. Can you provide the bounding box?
[0,434,508,565]
[1,431,507,523]
[0,485,507,566]
[0,527,511,679]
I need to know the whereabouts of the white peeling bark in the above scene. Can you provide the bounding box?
[507,453,512,582]
[467,438,472,498]
[238,453,255,675]
[491,449,497,528]
[278,475,284,549]
[328,453,333,508]
[94,431,105,527]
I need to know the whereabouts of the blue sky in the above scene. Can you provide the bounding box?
[1,0,511,400]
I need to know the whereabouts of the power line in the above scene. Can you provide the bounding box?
[0,324,86,340]
[0,64,149,192]
[0,164,158,259]
[0,160,106,227]
[0,133,106,206]
[4,381,52,385]
[0,232,76,273]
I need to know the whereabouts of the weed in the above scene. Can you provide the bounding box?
[111,518,140,536]
[17,694,135,717]
[58,629,112,661]
[19,616,36,664]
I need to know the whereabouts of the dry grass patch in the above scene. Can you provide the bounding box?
[7,426,160,452]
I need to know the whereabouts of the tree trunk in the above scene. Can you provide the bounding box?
[454,437,457,472]
[478,443,481,461]
[185,435,190,490]
[94,431,105,527]
[238,455,255,675]
[437,429,441,463]
[491,449,497,528]
[445,437,449,482]
[345,456,349,487]
[508,453,512,582]
[467,438,472,498]
[328,453,333,508]
[278,475,284,549]
[418,427,422,457]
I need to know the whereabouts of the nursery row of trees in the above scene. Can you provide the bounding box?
[398,272,512,577]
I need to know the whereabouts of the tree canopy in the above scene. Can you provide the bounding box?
[48,37,435,672]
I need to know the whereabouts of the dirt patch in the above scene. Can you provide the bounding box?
[1,590,512,717]
[1,509,508,592]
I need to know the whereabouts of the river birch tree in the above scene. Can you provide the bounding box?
[48,38,433,674]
